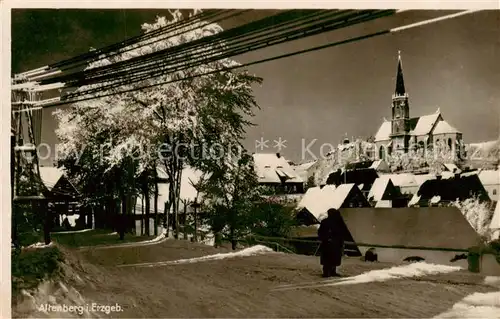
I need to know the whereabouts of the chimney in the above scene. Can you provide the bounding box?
[276,153,281,158]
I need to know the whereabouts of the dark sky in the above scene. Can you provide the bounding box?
[11,9,500,164]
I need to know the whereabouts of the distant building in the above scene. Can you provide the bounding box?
[374,52,463,159]
[367,176,404,208]
[296,184,370,225]
[478,169,500,202]
[409,173,490,207]
[253,153,304,194]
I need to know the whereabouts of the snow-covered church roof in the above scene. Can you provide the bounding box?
[433,120,461,135]
[410,111,442,136]
[374,119,391,142]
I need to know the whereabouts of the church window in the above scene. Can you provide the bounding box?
[448,138,452,149]
[379,146,385,160]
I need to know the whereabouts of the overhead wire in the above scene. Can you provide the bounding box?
[61,10,347,95]
[61,10,393,99]
[17,9,222,78]
[18,10,481,110]
[38,9,318,86]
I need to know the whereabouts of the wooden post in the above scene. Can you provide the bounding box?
[194,202,198,243]
[164,201,170,237]
[192,199,200,243]
[42,200,51,245]
[183,200,188,240]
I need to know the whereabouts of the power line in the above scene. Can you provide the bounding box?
[22,10,481,110]
[17,9,221,78]
[62,10,392,99]
[38,9,319,86]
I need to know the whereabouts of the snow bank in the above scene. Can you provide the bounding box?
[52,229,92,234]
[142,229,167,243]
[433,291,500,318]
[330,262,462,286]
[24,242,54,249]
[124,245,273,268]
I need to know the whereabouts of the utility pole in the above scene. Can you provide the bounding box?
[11,76,47,246]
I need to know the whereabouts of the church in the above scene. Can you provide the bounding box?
[374,52,463,160]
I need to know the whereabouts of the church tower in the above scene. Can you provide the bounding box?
[390,51,410,152]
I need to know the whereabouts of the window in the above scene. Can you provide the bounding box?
[494,189,497,195]
[448,138,452,149]
[349,202,354,208]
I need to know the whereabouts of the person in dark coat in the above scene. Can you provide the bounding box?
[318,208,346,277]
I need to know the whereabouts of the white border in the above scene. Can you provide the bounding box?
[1,1,499,318]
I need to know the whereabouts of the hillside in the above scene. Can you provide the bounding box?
[13,239,500,318]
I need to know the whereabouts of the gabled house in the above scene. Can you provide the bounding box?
[409,173,490,207]
[339,207,482,262]
[296,184,370,225]
[325,168,379,197]
[478,169,500,202]
[253,153,304,194]
[39,166,84,230]
[368,177,403,207]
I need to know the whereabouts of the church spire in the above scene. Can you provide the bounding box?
[395,50,406,96]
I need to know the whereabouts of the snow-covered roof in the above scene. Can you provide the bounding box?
[297,161,317,171]
[433,120,461,135]
[379,173,416,187]
[368,177,391,202]
[374,120,391,142]
[297,186,323,209]
[370,160,389,171]
[39,167,64,191]
[253,153,303,184]
[443,163,460,173]
[478,170,500,186]
[298,184,357,222]
[414,174,437,185]
[329,184,356,209]
[410,112,441,136]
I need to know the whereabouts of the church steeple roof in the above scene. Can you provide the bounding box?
[395,50,406,96]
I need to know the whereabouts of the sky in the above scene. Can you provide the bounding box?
[11,9,500,164]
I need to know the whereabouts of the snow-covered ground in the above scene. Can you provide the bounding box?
[23,242,54,249]
[274,262,462,291]
[118,245,274,268]
[434,276,500,318]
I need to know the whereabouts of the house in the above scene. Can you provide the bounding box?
[39,166,86,230]
[325,168,379,197]
[478,169,500,202]
[490,201,500,240]
[292,206,482,264]
[379,173,419,195]
[134,166,205,236]
[296,184,370,225]
[409,173,490,207]
[374,52,463,159]
[367,177,403,207]
[293,161,318,185]
[338,207,482,264]
[253,153,304,194]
